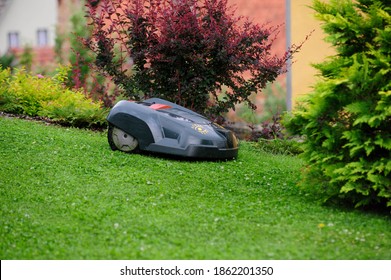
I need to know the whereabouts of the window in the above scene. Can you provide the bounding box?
[8,32,20,49]
[37,29,48,47]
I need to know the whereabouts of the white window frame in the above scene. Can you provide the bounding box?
[8,32,20,49]
[37,29,49,47]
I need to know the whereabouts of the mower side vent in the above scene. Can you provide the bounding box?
[163,127,179,140]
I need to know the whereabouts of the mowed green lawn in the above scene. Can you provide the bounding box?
[0,117,390,259]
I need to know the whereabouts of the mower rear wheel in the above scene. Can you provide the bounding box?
[108,125,139,153]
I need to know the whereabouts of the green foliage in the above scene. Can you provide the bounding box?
[0,53,16,69]
[237,82,287,124]
[67,9,96,89]
[285,0,391,208]
[55,4,116,107]
[19,45,34,72]
[250,139,304,156]
[0,66,107,128]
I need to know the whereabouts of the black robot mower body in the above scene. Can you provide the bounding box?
[107,98,238,159]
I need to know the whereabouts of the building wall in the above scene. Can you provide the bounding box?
[231,0,287,89]
[229,0,334,111]
[0,0,57,54]
[231,0,286,58]
[228,0,287,120]
[290,0,334,106]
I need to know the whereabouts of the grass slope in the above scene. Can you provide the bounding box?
[0,117,390,259]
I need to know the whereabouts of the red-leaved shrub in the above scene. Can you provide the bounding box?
[85,0,302,117]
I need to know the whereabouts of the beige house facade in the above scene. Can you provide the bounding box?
[290,0,334,107]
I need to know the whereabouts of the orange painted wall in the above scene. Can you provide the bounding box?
[290,0,334,106]
[232,0,335,109]
[227,0,287,120]
[230,0,287,86]
[230,0,286,57]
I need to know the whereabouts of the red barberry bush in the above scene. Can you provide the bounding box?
[85,0,300,117]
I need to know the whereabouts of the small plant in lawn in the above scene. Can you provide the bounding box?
[237,81,287,124]
[247,113,303,156]
[251,138,304,156]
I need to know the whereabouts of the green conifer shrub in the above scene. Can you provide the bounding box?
[285,0,391,208]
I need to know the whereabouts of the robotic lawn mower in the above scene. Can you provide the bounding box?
[107,98,238,159]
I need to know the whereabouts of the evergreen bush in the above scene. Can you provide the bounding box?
[285,0,391,208]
